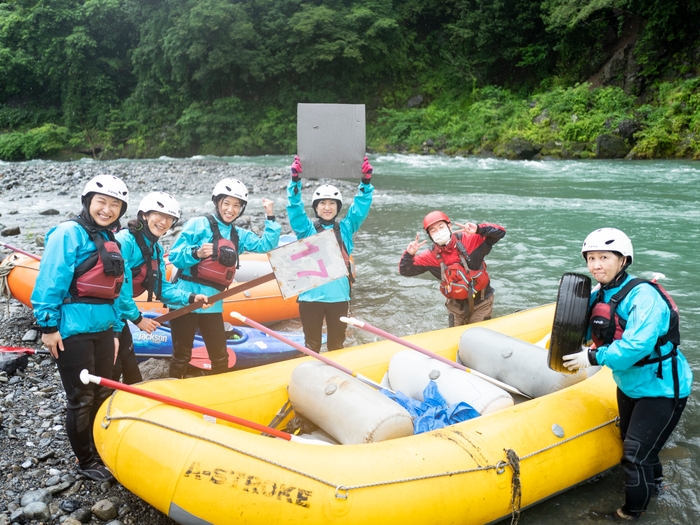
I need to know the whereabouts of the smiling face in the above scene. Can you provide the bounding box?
[217,196,244,223]
[88,193,124,227]
[144,211,176,238]
[585,251,626,285]
[315,199,338,221]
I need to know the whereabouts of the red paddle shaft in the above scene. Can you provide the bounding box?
[79,370,293,441]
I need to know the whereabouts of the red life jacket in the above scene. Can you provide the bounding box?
[65,219,125,304]
[434,233,490,302]
[182,214,239,291]
[589,278,681,399]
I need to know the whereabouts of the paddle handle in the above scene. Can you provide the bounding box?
[154,273,275,323]
[230,312,386,391]
[79,369,293,441]
[0,242,41,261]
[341,317,531,399]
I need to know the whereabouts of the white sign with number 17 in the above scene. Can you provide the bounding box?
[267,229,348,299]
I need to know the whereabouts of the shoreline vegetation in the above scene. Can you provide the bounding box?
[2,80,698,163]
[1,0,699,162]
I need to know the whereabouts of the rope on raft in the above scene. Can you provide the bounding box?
[506,448,522,525]
[101,390,620,504]
[0,256,17,315]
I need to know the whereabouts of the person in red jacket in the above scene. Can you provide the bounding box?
[399,211,506,326]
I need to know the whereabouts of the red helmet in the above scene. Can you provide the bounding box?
[423,211,451,232]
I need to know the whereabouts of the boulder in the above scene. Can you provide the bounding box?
[595,134,631,159]
[499,138,541,160]
[617,119,642,144]
[0,352,29,375]
[138,358,170,380]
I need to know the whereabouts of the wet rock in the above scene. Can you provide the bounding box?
[20,489,52,506]
[21,329,38,342]
[617,119,642,144]
[0,352,28,375]
[498,138,541,160]
[0,226,20,237]
[71,507,93,523]
[22,501,50,521]
[62,518,83,525]
[91,499,118,520]
[595,134,631,159]
[39,209,61,216]
[9,508,24,523]
[48,481,72,494]
[58,499,81,513]
[139,358,170,380]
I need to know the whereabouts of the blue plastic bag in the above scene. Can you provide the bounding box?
[381,380,480,434]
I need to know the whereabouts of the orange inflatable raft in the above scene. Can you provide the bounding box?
[2,252,299,325]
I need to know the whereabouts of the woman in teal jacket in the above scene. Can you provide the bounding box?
[167,178,280,378]
[32,175,130,483]
[564,228,692,520]
[113,192,207,384]
[286,155,374,352]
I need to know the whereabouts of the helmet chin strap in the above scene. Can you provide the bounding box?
[137,215,159,243]
[603,269,629,290]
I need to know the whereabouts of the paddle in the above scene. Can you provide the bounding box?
[0,346,50,355]
[0,242,41,261]
[230,312,388,392]
[78,369,327,444]
[340,316,531,399]
[153,272,275,323]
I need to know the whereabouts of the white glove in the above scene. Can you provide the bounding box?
[562,346,592,371]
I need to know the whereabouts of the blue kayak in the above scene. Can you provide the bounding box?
[129,312,315,371]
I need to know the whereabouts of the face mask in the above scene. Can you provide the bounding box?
[431,228,452,246]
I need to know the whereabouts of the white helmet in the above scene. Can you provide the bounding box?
[212,178,248,204]
[312,184,343,210]
[82,175,129,208]
[138,192,181,223]
[582,228,633,264]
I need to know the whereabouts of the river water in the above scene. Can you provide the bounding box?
[5,154,699,523]
[224,154,700,524]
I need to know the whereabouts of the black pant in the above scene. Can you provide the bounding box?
[298,301,349,352]
[617,388,688,515]
[169,312,228,378]
[55,330,114,468]
[113,322,143,384]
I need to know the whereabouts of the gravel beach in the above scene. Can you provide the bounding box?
[0,159,358,525]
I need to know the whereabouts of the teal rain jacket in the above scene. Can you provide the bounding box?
[167,214,280,314]
[590,275,693,399]
[31,221,121,339]
[114,228,193,326]
[286,180,374,303]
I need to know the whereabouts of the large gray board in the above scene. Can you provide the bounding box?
[297,103,366,180]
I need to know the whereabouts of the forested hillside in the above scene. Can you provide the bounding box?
[1,0,699,160]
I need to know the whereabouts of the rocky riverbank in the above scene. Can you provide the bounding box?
[0,159,358,525]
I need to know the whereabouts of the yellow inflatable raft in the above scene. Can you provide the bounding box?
[93,304,621,525]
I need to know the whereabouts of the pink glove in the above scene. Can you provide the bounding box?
[291,156,303,180]
[361,156,372,183]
